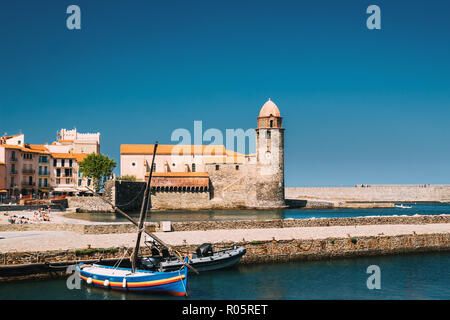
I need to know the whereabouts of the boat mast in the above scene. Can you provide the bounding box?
[131,141,158,273]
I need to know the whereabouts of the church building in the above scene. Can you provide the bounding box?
[119,99,285,209]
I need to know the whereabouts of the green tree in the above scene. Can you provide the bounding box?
[79,153,117,193]
[117,175,137,182]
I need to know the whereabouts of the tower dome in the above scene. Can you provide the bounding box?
[259,98,280,117]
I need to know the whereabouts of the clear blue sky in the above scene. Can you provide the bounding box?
[1,0,449,186]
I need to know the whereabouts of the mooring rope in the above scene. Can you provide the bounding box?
[298,240,314,251]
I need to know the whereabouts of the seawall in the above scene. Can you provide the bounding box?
[1,215,450,234]
[286,185,450,202]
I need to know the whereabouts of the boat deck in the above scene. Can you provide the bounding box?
[81,264,157,278]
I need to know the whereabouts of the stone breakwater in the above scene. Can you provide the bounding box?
[168,215,450,232]
[286,185,450,202]
[1,232,449,281]
[67,196,114,213]
[1,214,450,234]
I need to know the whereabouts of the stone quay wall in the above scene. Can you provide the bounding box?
[2,232,449,281]
[1,215,449,234]
[286,185,450,202]
[168,215,450,232]
[152,191,211,210]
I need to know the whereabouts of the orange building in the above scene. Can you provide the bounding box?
[0,132,97,198]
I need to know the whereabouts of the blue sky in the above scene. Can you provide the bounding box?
[0,0,449,186]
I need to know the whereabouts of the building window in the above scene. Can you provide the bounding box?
[152,163,156,172]
[39,156,48,163]
[172,163,175,167]
[61,159,65,167]
[66,179,71,184]
[69,159,73,167]
[24,153,32,160]
[270,120,273,128]
[56,179,60,185]
[266,130,271,139]
[78,179,82,186]
[215,165,220,171]
[132,162,136,167]
[192,163,196,172]
[38,178,42,188]
[44,179,48,188]
[44,166,48,175]
[53,159,57,167]
[87,179,91,186]
[10,177,14,187]
[56,168,61,177]
[65,168,72,177]
[39,166,42,175]
[11,151,15,161]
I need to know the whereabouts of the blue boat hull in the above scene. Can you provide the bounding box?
[76,262,188,296]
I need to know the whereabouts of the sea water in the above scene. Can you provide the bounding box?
[0,251,449,300]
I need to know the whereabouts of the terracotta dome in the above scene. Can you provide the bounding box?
[259,98,280,117]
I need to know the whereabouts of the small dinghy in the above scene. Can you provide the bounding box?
[395,204,412,209]
[141,242,246,273]
[77,261,188,296]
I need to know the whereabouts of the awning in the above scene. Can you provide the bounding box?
[0,190,8,193]
[52,187,78,192]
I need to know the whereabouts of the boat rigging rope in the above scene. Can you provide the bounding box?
[111,247,131,274]
[178,267,188,297]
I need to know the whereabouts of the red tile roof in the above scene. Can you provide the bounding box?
[121,144,228,156]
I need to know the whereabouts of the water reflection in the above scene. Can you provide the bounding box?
[64,209,284,223]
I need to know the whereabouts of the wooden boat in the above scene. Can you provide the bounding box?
[141,242,246,273]
[395,204,412,209]
[76,142,196,296]
[76,261,188,296]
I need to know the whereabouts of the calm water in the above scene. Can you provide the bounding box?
[63,203,450,223]
[1,252,449,300]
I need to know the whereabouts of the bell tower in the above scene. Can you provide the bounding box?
[255,99,285,208]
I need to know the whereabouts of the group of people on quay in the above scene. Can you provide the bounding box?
[4,207,51,224]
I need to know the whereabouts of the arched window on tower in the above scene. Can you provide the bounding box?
[270,120,273,128]
[266,130,271,139]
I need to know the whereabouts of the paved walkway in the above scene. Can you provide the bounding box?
[0,223,449,253]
